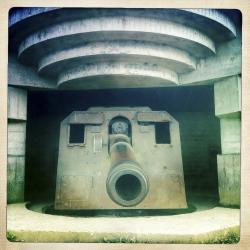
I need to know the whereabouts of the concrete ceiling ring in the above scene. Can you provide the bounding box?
[17,16,216,63]
[57,62,179,88]
[9,8,236,44]
[57,74,179,90]
[38,54,195,78]
[37,43,197,77]
[182,9,236,38]
[17,32,214,66]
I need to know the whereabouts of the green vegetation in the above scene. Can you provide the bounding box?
[201,227,240,244]
[6,226,240,244]
[101,226,240,244]
[6,231,17,242]
[103,235,137,243]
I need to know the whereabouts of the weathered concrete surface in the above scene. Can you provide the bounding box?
[7,202,239,243]
[38,41,196,76]
[220,115,241,154]
[8,86,27,120]
[18,16,215,61]
[8,122,26,156]
[15,14,217,89]
[214,75,241,206]
[7,122,26,203]
[214,75,241,117]
[183,9,236,39]
[9,9,236,53]
[180,37,241,86]
[217,154,240,206]
[214,75,241,155]
[58,62,179,89]
[7,156,25,203]
[9,37,242,89]
[55,107,186,209]
[9,7,58,27]
[8,8,240,90]
[8,87,27,203]
[8,55,56,89]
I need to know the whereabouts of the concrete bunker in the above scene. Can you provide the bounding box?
[7,7,241,243]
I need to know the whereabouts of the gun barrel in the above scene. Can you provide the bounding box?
[106,134,149,207]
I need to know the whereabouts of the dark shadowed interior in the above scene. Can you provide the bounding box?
[115,174,142,201]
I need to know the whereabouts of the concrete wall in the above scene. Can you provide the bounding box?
[8,55,56,89]
[214,76,241,117]
[173,112,220,194]
[217,154,240,206]
[214,75,241,206]
[180,32,241,86]
[220,115,241,154]
[8,87,27,203]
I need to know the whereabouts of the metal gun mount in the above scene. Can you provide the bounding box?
[55,107,187,210]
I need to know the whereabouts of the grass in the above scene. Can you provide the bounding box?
[101,226,240,244]
[6,226,240,244]
[201,227,240,244]
[6,231,17,242]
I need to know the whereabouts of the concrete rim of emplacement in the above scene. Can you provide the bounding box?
[7,202,240,243]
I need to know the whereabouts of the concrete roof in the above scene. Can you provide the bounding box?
[9,8,239,90]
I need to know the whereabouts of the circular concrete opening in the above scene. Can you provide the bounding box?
[115,174,142,201]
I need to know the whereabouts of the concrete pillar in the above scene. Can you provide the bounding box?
[214,75,241,206]
[7,87,27,203]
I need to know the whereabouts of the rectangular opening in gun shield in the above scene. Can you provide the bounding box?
[155,122,170,144]
[69,124,85,144]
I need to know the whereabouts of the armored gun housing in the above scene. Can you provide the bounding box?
[55,107,187,210]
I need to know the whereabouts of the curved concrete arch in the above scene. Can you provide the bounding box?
[9,7,59,27]
[57,62,179,89]
[58,75,178,90]
[18,16,216,63]
[9,8,236,43]
[183,9,236,37]
[38,41,196,76]
[8,8,240,90]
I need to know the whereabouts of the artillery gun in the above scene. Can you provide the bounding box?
[55,107,187,210]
